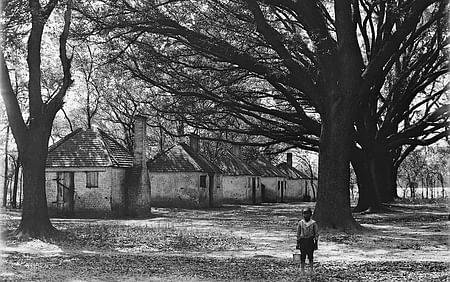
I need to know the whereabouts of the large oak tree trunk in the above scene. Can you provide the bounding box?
[14,126,56,237]
[374,148,397,203]
[352,144,398,213]
[314,99,361,232]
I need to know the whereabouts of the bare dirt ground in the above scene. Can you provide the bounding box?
[1,201,449,281]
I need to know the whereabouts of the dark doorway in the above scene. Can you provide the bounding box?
[261,184,266,202]
[208,173,214,207]
[251,177,256,204]
[56,171,75,216]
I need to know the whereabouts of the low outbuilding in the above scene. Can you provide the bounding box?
[147,135,223,208]
[277,153,316,202]
[45,128,133,216]
[216,145,261,204]
[45,116,151,217]
[248,157,287,203]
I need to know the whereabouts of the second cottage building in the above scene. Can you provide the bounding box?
[147,135,223,208]
[248,157,287,203]
[216,145,262,204]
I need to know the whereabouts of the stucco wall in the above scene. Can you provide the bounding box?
[285,179,305,201]
[150,171,223,208]
[150,171,206,208]
[45,167,127,216]
[261,176,286,202]
[222,175,261,204]
[211,174,223,207]
[222,175,247,203]
[110,167,128,216]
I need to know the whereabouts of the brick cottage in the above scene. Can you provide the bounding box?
[45,116,150,217]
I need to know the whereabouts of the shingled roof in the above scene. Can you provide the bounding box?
[277,162,311,179]
[216,150,258,176]
[248,157,286,177]
[46,128,133,168]
[147,143,220,173]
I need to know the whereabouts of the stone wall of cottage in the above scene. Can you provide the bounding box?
[150,171,209,208]
[222,175,261,204]
[110,167,128,216]
[284,179,305,202]
[211,174,224,206]
[45,167,127,216]
[261,176,286,203]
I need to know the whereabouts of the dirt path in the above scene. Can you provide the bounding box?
[3,202,448,262]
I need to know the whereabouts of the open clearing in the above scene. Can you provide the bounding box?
[1,201,449,281]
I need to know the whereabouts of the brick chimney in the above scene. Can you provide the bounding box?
[177,121,184,136]
[133,115,147,166]
[287,153,293,167]
[189,133,200,153]
[232,144,241,156]
[127,115,151,217]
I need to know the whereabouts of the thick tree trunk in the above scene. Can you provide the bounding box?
[2,0,72,238]
[352,144,397,213]
[352,150,379,212]
[375,150,397,203]
[14,126,56,238]
[314,102,361,232]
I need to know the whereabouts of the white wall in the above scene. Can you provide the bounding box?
[45,167,121,215]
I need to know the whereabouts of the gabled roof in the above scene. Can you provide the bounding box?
[277,162,312,179]
[248,157,286,177]
[216,150,259,176]
[46,128,133,168]
[147,143,220,173]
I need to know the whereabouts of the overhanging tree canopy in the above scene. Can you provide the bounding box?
[76,0,448,231]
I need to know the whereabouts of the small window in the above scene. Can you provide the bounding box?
[200,175,207,188]
[216,175,221,188]
[86,172,99,188]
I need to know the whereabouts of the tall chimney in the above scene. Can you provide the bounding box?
[287,153,293,167]
[177,121,185,136]
[133,115,147,166]
[127,114,151,217]
[189,133,199,153]
[232,144,241,156]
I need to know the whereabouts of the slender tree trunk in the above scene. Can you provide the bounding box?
[11,157,20,208]
[3,125,9,207]
[314,100,361,231]
[14,126,56,237]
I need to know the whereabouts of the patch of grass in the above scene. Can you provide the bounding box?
[43,223,254,252]
[2,253,448,282]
